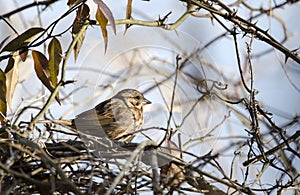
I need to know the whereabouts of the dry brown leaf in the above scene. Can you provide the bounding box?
[96,5,108,52]
[72,4,90,61]
[160,141,185,186]
[1,28,44,52]
[32,50,60,104]
[19,50,28,62]
[0,69,6,123]
[93,0,116,34]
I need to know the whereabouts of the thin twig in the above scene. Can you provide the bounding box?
[1,0,60,18]
[243,130,300,166]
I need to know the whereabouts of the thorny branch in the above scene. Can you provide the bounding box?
[179,0,300,65]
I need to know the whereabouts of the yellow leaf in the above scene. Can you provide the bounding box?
[5,56,19,111]
[96,5,108,52]
[48,38,62,86]
[1,28,44,52]
[93,0,116,34]
[0,69,6,123]
[73,31,86,61]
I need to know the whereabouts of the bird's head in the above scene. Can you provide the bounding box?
[115,89,151,109]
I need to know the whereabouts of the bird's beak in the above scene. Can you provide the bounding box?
[143,98,151,105]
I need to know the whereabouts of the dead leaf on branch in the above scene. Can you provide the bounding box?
[96,5,108,52]
[32,50,60,104]
[93,0,116,34]
[19,50,28,62]
[0,69,6,123]
[1,28,44,52]
[93,0,116,52]
[72,4,90,61]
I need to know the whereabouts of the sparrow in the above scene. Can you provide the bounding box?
[43,89,151,143]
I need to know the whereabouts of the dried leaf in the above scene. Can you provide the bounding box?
[0,69,7,122]
[72,4,90,34]
[5,56,19,111]
[19,50,28,62]
[48,38,62,86]
[67,0,82,8]
[93,0,116,34]
[1,27,44,52]
[72,4,90,61]
[32,50,52,88]
[160,141,185,186]
[125,0,133,31]
[32,50,60,104]
[96,5,108,52]
[73,33,86,61]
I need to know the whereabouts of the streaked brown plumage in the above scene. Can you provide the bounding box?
[64,89,151,143]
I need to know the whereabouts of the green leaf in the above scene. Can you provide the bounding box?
[48,38,62,87]
[5,56,19,111]
[1,27,44,52]
[32,50,60,104]
[72,4,90,61]
[96,5,108,52]
[0,69,7,123]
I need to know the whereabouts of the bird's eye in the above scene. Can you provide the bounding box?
[135,95,141,100]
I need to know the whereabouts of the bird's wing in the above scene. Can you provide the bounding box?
[95,99,133,140]
[73,99,126,139]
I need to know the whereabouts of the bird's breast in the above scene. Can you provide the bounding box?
[132,107,143,129]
